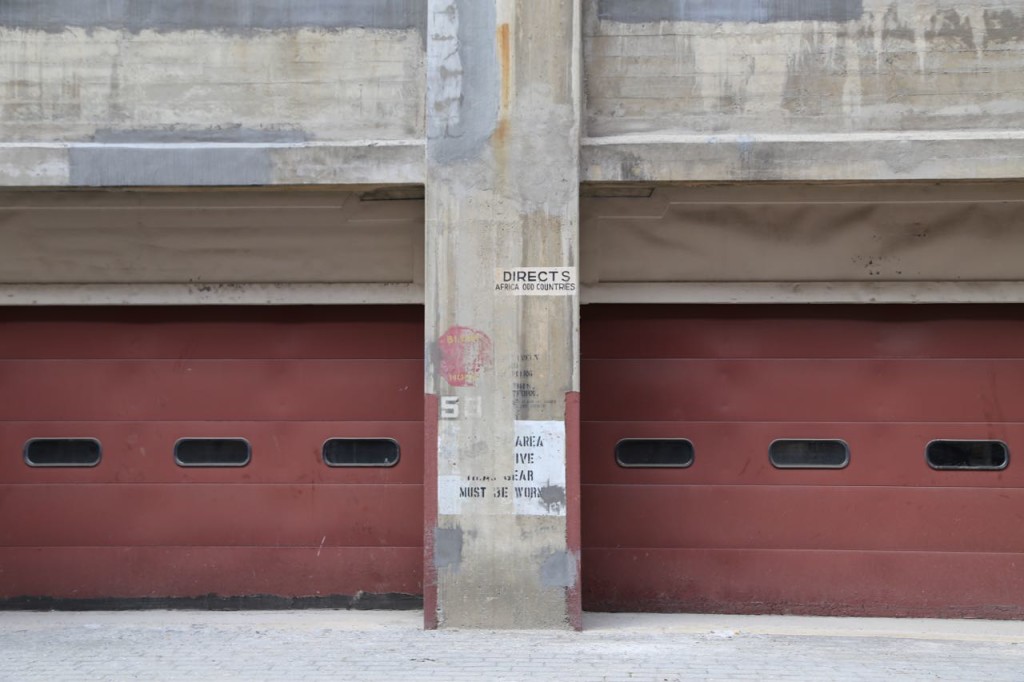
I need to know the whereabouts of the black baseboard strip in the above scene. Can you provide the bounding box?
[0,592,423,612]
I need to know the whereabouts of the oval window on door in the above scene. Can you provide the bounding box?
[926,440,1008,470]
[615,439,694,468]
[769,440,849,469]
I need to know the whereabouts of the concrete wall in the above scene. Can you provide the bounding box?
[583,0,1024,181]
[424,0,581,630]
[4,1,1024,185]
[0,0,425,186]
[586,0,1024,135]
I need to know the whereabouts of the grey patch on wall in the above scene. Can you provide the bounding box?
[434,526,464,572]
[539,485,567,514]
[925,9,975,50]
[0,0,426,36]
[426,0,500,164]
[539,550,577,588]
[69,146,273,186]
[618,152,648,182]
[92,128,310,144]
[984,9,1024,45]
[598,0,863,24]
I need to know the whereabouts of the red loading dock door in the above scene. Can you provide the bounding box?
[581,305,1024,619]
[0,306,424,604]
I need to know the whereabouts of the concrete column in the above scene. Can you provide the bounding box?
[424,0,582,629]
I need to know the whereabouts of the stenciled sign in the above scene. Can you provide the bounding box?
[495,267,577,295]
[438,420,566,517]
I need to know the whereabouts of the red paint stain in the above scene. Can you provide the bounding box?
[438,326,493,387]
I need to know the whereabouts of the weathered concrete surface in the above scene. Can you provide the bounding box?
[587,0,1024,136]
[0,27,423,144]
[598,0,865,24]
[0,141,425,187]
[2,611,1024,681]
[68,145,273,185]
[582,131,1024,182]
[0,0,426,35]
[425,0,581,629]
[0,282,423,306]
[0,1,425,185]
[584,0,1024,181]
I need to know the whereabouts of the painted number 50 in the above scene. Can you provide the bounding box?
[440,396,483,420]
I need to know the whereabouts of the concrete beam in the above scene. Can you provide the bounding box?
[0,283,423,306]
[581,282,1024,305]
[424,0,582,629]
[0,142,425,186]
[0,0,427,37]
[582,131,1024,183]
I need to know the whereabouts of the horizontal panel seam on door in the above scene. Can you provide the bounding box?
[0,358,426,362]
[581,548,1024,555]
[0,481,423,485]
[0,419,426,423]
[581,484,1024,490]
[582,357,1024,361]
[581,417,1024,421]
[0,417,423,421]
[589,201,1024,206]
[0,545,425,550]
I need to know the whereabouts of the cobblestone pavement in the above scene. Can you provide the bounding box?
[1,610,1022,681]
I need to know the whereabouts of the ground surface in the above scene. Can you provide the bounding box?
[1,610,1022,681]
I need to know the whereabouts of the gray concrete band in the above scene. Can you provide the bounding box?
[69,146,273,186]
[0,0,425,33]
[598,0,864,24]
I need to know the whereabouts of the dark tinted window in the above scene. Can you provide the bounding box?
[323,439,400,467]
[24,438,101,467]
[770,440,849,469]
[927,440,1008,470]
[615,439,694,468]
[175,439,251,467]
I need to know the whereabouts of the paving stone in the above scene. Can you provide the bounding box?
[0,611,1022,681]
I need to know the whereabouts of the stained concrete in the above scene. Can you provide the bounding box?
[586,1,1024,139]
[433,526,464,572]
[597,0,863,24]
[425,0,500,165]
[92,128,310,144]
[68,146,273,186]
[539,551,577,589]
[0,0,426,34]
[425,0,581,629]
[581,132,1024,183]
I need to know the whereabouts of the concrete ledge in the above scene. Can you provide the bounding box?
[0,283,425,306]
[581,131,1024,182]
[8,133,1023,186]
[0,141,425,187]
[582,281,1024,305]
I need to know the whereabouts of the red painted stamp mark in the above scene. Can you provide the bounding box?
[438,326,493,387]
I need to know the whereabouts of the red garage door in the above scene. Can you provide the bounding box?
[582,305,1024,619]
[0,306,423,607]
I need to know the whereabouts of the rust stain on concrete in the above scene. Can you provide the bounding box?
[495,22,512,147]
